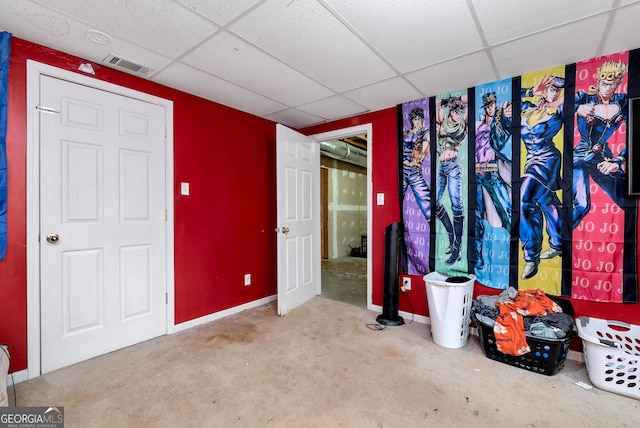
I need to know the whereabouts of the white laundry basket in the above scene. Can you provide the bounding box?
[423,272,476,349]
[576,316,640,400]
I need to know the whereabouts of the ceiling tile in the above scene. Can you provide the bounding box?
[600,3,640,56]
[405,51,497,98]
[343,78,425,111]
[325,0,484,73]
[30,0,219,57]
[229,0,396,92]
[172,0,262,25]
[473,0,615,46]
[491,15,608,79]
[0,1,172,73]
[182,31,334,107]
[296,96,368,121]
[0,1,72,40]
[153,62,287,117]
[265,108,327,129]
[4,0,638,128]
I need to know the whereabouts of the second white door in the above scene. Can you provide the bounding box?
[276,124,320,315]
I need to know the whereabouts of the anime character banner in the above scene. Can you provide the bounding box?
[571,52,638,303]
[518,67,566,296]
[434,90,470,276]
[397,49,640,303]
[472,79,513,289]
[0,31,11,261]
[399,97,432,275]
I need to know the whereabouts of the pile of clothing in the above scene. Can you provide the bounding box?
[472,287,576,357]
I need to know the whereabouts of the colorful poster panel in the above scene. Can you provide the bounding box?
[434,90,470,276]
[472,79,513,289]
[518,67,566,295]
[571,52,638,303]
[400,97,431,275]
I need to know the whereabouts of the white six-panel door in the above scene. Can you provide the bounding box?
[38,75,167,373]
[276,124,320,315]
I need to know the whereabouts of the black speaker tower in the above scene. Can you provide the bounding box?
[376,222,405,326]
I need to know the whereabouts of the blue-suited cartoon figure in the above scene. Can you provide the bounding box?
[475,92,512,269]
[573,60,629,228]
[520,75,565,280]
[402,107,431,222]
[435,95,468,265]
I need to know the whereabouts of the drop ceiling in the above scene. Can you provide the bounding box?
[2,0,640,128]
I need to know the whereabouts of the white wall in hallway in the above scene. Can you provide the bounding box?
[321,156,367,259]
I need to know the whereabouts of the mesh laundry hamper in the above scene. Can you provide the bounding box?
[423,272,475,349]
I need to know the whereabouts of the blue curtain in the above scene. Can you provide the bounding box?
[0,31,11,261]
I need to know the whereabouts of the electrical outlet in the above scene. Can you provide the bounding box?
[244,274,251,286]
[402,277,411,291]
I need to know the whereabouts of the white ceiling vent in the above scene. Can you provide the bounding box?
[103,54,153,77]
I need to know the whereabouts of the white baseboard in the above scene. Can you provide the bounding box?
[567,349,583,362]
[173,294,277,333]
[6,369,28,386]
[370,303,430,325]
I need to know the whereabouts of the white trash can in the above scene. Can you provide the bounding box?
[423,272,476,349]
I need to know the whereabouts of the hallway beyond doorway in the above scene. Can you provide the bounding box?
[321,256,366,308]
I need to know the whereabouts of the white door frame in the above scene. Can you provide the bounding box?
[311,124,373,310]
[25,60,175,379]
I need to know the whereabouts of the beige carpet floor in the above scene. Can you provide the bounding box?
[10,296,640,427]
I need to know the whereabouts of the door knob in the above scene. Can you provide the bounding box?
[46,233,60,243]
[281,227,289,233]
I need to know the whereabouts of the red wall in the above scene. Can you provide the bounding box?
[0,37,277,372]
[2,36,640,374]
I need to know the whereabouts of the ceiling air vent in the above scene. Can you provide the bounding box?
[103,54,153,77]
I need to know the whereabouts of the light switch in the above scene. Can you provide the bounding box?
[180,182,190,196]
[377,193,385,205]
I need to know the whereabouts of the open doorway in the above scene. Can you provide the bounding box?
[312,126,371,309]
